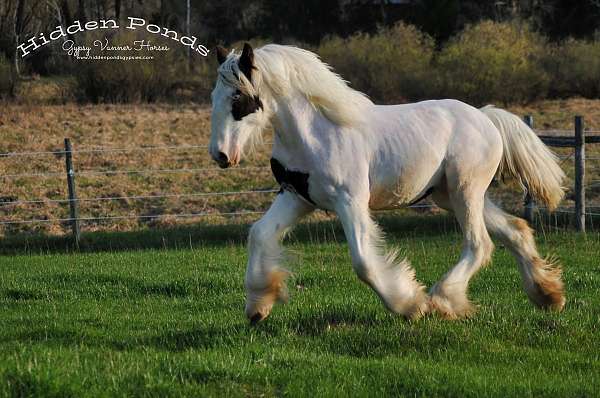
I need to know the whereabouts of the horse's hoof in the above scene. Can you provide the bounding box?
[249,312,266,325]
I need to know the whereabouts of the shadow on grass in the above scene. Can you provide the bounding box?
[8,273,218,300]
[0,328,84,347]
[289,307,383,337]
[3,370,81,398]
[0,213,464,255]
[3,289,44,301]
[0,210,590,255]
[138,324,254,352]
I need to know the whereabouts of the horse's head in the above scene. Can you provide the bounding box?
[209,43,269,168]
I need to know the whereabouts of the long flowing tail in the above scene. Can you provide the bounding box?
[480,105,566,211]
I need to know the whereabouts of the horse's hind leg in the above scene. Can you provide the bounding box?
[429,172,495,319]
[483,197,565,311]
[336,195,429,319]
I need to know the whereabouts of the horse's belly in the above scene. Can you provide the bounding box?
[369,183,427,210]
[368,164,444,210]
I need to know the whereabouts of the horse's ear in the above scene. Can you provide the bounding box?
[215,46,228,65]
[238,42,254,82]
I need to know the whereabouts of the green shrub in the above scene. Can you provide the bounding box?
[74,32,187,103]
[0,54,15,98]
[436,21,549,105]
[29,45,76,76]
[319,23,436,103]
[543,39,600,98]
[168,58,217,103]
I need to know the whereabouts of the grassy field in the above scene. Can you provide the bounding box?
[1,217,599,397]
[1,96,600,396]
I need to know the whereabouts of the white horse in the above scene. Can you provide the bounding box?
[209,43,567,323]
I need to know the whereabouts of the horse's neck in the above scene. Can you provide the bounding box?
[270,95,337,162]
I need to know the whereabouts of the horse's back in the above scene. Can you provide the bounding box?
[369,98,501,158]
[373,99,493,131]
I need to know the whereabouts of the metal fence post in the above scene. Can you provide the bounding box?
[64,138,81,246]
[574,116,586,233]
[523,115,535,224]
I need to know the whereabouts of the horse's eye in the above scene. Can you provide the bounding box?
[232,94,241,101]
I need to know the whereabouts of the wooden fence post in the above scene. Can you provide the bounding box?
[523,115,535,224]
[574,116,586,233]
[64,138,81,246]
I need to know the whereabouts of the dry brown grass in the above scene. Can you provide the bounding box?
[1,99,599,237]
[504,99,600,214]
[508,98,600,130]
[0,103,276,235]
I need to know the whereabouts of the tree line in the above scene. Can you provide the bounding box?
[1,1,599,105]
[2,0,599,71]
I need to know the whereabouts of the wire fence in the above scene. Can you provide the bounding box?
[0,189,279,207]
[0,166,272,179]
[0,142,275,158]
[1,122,600,237]
[0,210,268,225]
[1,145,264,231]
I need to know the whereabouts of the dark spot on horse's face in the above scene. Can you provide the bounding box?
[231,89,263,121]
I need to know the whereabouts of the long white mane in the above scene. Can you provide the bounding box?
[217,44,374,126]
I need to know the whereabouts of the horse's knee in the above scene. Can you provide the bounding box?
[246,219,279,286]
[248,219,271,248]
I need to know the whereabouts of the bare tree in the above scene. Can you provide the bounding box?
[77,0,87,22]
[0,0,15,35]
[13,0,25,75]
[47,0,68,42]
[115,0,122,22]
[60,0,72,25]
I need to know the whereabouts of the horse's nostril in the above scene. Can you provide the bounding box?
[217,152,229,163]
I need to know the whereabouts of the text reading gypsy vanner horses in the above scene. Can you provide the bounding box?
[208,43,566,323]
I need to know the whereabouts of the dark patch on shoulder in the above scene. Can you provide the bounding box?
[231,89,263,121]
[270,158,315,205]
[408,187,434,206]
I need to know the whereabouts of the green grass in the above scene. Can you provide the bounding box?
[1,218,600,397]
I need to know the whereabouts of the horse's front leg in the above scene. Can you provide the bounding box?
[245,191,314,324]
[336,195,429,320]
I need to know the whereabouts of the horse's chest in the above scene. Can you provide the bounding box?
[270,158,316,205]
